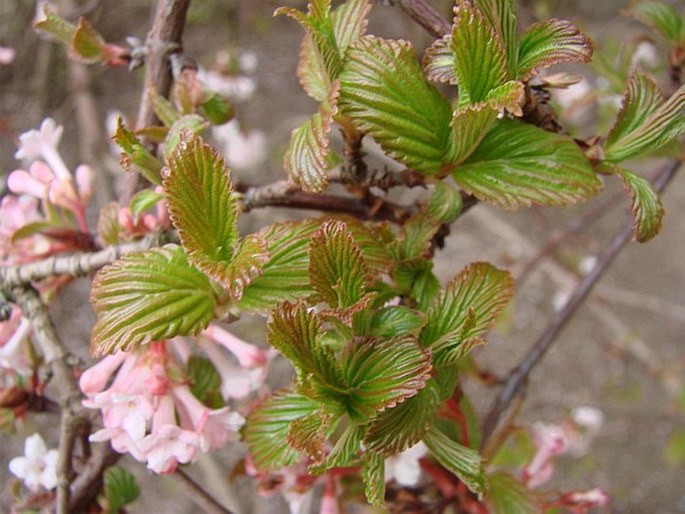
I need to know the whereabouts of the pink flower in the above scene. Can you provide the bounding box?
[15,119,70,181]
[0,307,32,374]
[8,433,58,492]
[0,46,15,65]
[0,195,51,264]
[522,423,568,488]
[563,487,610,509]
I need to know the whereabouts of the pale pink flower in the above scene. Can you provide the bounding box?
[0,46,15,65]
[0,195,51,264]
[198,69,256,102]
[563,487,610,508]
[211,120,266,171]
[15,118,71,180]
[384,442,428,486]
[523,423,569,488]
[0,308,32,374]
[8,433,59,492]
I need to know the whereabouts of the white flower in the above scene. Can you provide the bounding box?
[0,46,15,65]
[211,120,266,171]
[9,433,59,492]
[384,442,428,486]
[198,69,256,102]
[15,118,71,180]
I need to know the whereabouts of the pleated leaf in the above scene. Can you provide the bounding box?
[420,262,513,358]
[333,0,371,54]
[310,424,364,474]
[339,335,431,421]
[369,306,426,338]
[288,408,335,462]
[423,35,457,84]
[423,425,486,496]
[164,134,240,285]
[91,245,216,355]
[220,234,270,300]
[364,379,440,455]
[451,2,507,106]
[604,76,685,162]
[361,451,385,507]
[630,1,685,44]
[486,472,541,514]
[517,19,593,80]
[427,182,463,224]
[474,0,518,76]
[244,388,320,471]
[453,118,602,209]
[339,36,454,174]
[297,35,330,102]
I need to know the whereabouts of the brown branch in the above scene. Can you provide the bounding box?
[172,469,235,514]
[481,159,682,445]
[8,286,87,514]
[69,443,121,513]
[378,0,451,38]
[122,0,191,203]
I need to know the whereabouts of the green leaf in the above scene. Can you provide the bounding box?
[423,424,486,496]
[517,19,593,80]
[283,83,339,192]
[149,88,182,127]
[97,202,122,246]
[599,163,664,243]
[361,451,385,507]
[604,75,685,162]
[268,301,342,388]
[199,93,235,125]
[91,245,216,355]
[163,115,209,159]
[427,182,463,224]
[339,36,454,174]
[333,0,371,56]
[485,472,540,514]
[71,17,106,63]
[452,118,602,209]
[339,335,431,421]
[309,219,368,309]
[114,117,163,186]
[393,259,441,311]
[630,1,685,45]
[392,215,441,262]
[10,221,57,244]
[420,262,513,361]
[34,5,76,46]
[187,355,224,409]
[423,35,457,84]
[221,234,270,300]
[369,306,426,338]
[298,35,330,102]
[473,0,518,77]
[450,2,507,106]
[164,134,241,286]
[129,189,164,220]
[244,388,320,471]
[103,466,140,514]
[364,379,440,455]
[665,429,685,467]
[238,220,319,313]
[310,424,365,474]
[288,408,335,462]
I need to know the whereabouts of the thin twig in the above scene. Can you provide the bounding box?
[172,469,235,514]
[378,0,451,38]
[69,443,121,513]
[481,159,681,445]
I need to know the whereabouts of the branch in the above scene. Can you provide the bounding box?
[172,469,235,514]
[69,443,121,513]
[377,0,451,38]
[8,286,86,514]
[481,159,682,445]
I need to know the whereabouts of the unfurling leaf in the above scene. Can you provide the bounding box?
[369,306,426,338]
[364,379,441,455]
[427,182,463,224]
[630,2,685,45]
[283,82,339,192]
[599,163,665,243]
[288,408,335,462]
[149,88,182,127]
[187,356,224,408]
[163,115,209,159]
[244,388,320,471]
[423,36,457,84]
[338,335,432,421]
[473,0,519,76]
[361,451,385,507]
[486,472,541,514]
[420,262,513,364]
[452,119,602,209]
[97,202,122,246]
[450,2,507,106]
[339,36,454,174]
[199,93,235,125]
[310,424,365,474]
[221,234,270,300]
[34,5,76,46]
[129,189,164,220]
[423,424,486,496]
[309,219,368,309]
[114,117,163,185]
[71,17,107,63]
[164,134,241,286]
[91,245,216,355]
[604,74,685,162]
[517,19,593,80]
[103,467,140,514]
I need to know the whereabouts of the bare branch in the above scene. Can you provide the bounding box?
[69,443,121,513]
[377,0,451,38]
[481,159,682,445]
[172,469,236,514]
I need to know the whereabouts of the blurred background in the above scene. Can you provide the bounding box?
[1,1,684,512]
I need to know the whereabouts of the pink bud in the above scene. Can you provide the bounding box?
[75,164,94,204]
[7,169,48,199]
[79,352,128,394]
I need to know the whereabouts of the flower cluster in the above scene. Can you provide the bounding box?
[80,326,272,473]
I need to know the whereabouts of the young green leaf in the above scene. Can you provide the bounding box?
[630,1,685,45]
[164,134,241,285]
[339,335,431,421]
[268,301,343,388]
[309,219,368,309]
[420,262,513,359]
[298,34,330,102]
[310,424,365,474]
[149,88,182,127]
[71,17,107,63]
[97,202,122,246]
[485,472,541,514]
[91,245,217,355]
[423,35,458,84]
[450,2,507,106]
[333,0,371,55]
[129,189,164,220]
[364,379,440,455]
[283,82,339,192]
[288,408,335,462]
[427,182,463,224]
[187,355,224,409]
[604,75,685,162]
[393,259,441,311]
[34,5,76,46]
[599,163,665,243]
[361,451,386,507]
[474,0,518,77]
[244,388,320,471]
[517,19,593,80]
[339,36,454,174]
[163,115,209,158]
[114,118,163,185]
[423,425,486,496]
[220,234,270,300]
[103,467,140,514]
[369,306,426,338]
[452,118,602,209]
